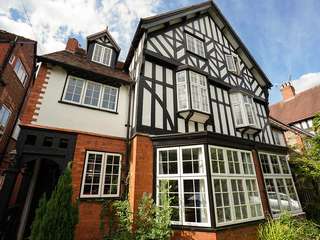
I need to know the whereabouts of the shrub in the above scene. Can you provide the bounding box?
[102,184,172,240]
[258,213,320,240]
[29,166,78,240]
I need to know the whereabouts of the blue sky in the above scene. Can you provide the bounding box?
[1,0,320,103]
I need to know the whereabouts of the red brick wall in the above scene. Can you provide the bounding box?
[0,40,35,156]
[72,133,127,240]
[217,224,259,240]
[128,134,153,215]
[172,230,217,240]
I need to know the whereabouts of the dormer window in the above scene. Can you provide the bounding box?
[92,43,112,66]
[186,34,205,58]
[230,92,260,134]
[176,70,210,123]
[226,54,240,75]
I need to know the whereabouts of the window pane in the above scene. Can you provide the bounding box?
[64,77,84,103]
[230,94,244,126]
[183,179,208,223]
[279,156,290,174]
[0,106,10,130]
[285,178,300,211]
[213,179,231,224]
[103,154,121,195]
[210,148,225,174]
[92,44,103,62]
[227,150,240,174]
[101,86,118,111]
[186,34,205,57]
[102,47,112,66]
[245,179,263,218]
[189,71,209,113]
[84,81,101,107]
[159,149,178,175]
[270,155,281,174]
[226,55,236,72]
[182,147,204,174]
[260,154,271,174]
[82,153,103,196]
[241,152,254,175]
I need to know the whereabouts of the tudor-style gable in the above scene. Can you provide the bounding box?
[87,27,121,69]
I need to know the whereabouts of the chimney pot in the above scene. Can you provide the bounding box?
[65,38,79,52]
[280,81,295,100]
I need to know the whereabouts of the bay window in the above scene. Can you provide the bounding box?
[209,146,264,226]
[156,146,211,227]
[259,153,302,216]
[176,70,210,123]
[230,92,260,134]
[63,76,118,112]
[81,151,121,198]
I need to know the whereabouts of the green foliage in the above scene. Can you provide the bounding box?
[101,185,172,240]
[258,213,320,240]
[291,114,320,179]
[29,166,78,240]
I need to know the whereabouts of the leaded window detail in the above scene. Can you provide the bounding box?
[209,146,264,226]
[259,153,302,216]
[63,76,118,112]
[156,145,211,227]
[81,151,121,198]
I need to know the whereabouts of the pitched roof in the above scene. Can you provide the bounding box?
[124,0,272,88]
[38,50,131,84]
[0,30,36,43]
[270,85,320,124]
[87,28,121,52]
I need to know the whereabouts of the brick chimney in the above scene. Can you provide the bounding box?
[65,38,79,52]
[280,82,295,100]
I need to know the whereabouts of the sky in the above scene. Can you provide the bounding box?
[1,0,320,104]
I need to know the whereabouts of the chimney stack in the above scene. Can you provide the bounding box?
[280,82,295,100]
[65,38,79,53]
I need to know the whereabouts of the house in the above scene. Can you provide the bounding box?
[0,30,37,234]
[270,82,320,150]
[0,1,303,240]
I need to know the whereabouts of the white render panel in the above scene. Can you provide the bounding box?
[35,66,129,138]
[144,61,153,78]
[178,118,185,133]
[142,88,152,126]
[166,88,174,122]
[155,100,163,129]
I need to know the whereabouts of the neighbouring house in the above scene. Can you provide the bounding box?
[0,1,304,240]
[0,30,37,234]
[270,82,320,149]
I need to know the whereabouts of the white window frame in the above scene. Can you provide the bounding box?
[63,76,119,112]
[92,43,112,66]
[80,151,121,198]
[176,71,189,111]
[0,105,11,132]
[209,145,264,227]
[225,54,240,75]
[13,57,28,85]
[176,71,210,114]
[273,130,286,146]
[156,145,211,227]
[230,92,258,129]
[258,152,303,217]
[186,33,205,58]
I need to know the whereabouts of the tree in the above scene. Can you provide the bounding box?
[30,165,78,240]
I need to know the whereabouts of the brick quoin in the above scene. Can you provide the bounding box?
[72,133,127,240]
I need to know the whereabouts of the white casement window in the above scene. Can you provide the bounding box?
[230,92,258,128]
[176,71,189,111]
[81,151,121,198]
[209,146,264,226]
[13,58,28,85]
[156,145,211,227]
[176,71,209,114]
[186,34,205,57]
[259,153,302,217]
[273,130,286,146]
[63,76,118,112]
[225,54,240,75]
[0,105,11,132]
[92,44,112,66]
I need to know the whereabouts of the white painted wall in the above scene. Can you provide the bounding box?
[35,65,129,138]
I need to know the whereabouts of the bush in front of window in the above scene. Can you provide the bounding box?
[258,213,320,240]
[101,189,172,240]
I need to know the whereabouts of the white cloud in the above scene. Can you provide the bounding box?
[0,0,161,59]
[291,72,320,93]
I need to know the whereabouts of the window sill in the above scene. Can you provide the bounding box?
[58,100,118,114]
[236,125,261,135]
